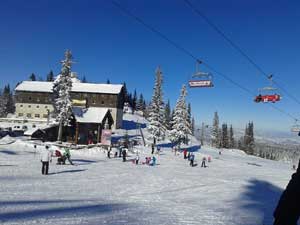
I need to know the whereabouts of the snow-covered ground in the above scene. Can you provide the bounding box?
[0,139,294,225]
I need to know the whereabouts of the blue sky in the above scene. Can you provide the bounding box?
[0,0,300,132]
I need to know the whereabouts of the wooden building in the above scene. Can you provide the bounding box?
[14,80,124,129]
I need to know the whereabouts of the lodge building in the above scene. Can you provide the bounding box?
[14,78,124,130]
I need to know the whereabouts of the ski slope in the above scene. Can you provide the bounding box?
[0,139,294,225]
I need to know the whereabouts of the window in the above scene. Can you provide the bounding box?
[101,101,104,105]
[27,113,32,118]
[43,114,48,118]
[28,105,31,108]
[18,113,23,117]
[20,105,23,107]
[92,100,96,105]
[28,97,32,100]
[36,105,39,108]
[37,98,40,102]
[35,114,40,118]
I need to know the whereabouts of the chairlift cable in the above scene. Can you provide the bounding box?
[111,0,298,121]
[183,0,300,106]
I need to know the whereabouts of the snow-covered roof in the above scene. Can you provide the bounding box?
[73,107,111,123]
[15,81,123,94]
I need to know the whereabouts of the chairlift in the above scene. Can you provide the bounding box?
[291,119,300,133]
[188,60,214,88]
[254,75,281,103]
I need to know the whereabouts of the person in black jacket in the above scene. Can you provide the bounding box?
[273,159,300,225]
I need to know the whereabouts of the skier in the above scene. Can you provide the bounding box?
[151,144,155,154]
[157,146,161,155]
[135,154,139,165]
[273,159,300,224]
[40,145,52,175]
[201,156,207,168]
[63,147,73,165]
[183,149,188,159]
[208,155,212,163]
[122,148,127,162]
[150,156,156,166]
[107,147,111,159]
[190,153,195,167]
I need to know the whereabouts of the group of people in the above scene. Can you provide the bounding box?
[182,149,211,167]
[39,145,74,175]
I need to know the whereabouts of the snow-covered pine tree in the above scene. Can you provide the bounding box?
[148,66,166,143]
[164,99,171,130]
[53,50,73,142]
[187,103,192,132]
[243,122,255,155]
[221,123,229,148]
[229,124,235,148]
[170,84,191,145]
[200,122,205,146]
[212,111,220,147]
[46,70,54,81]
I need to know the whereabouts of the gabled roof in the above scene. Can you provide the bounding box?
[73,107,112,124]
[15,81,123,94]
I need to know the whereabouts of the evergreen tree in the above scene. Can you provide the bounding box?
[170,85,191,145]
[191,117,195,135]
[200,122,205,146]
[164,99,171,130]
[107,79,110,84]
[2,84,14,115]
[187,103,192,131]
[212,111,220,147]
[122,82,129,103]
[229,125,235,148]
[0,89,5,117]
[53,50,73,142]
[221,123,229,148]
[136,93,144,111]
[29,73,36,81]
[46,70,54,81]
[132,89,137,113]
[148,66,166,143]
[243,122,255,155]
[82,76,87,83]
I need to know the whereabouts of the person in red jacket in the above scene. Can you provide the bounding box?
[183,149,188,159]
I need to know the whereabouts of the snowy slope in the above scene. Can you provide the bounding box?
[0,138,294,225]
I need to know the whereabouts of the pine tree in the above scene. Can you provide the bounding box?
[243,122,255,155]
[187,103,192,132]
[2,85,14,115]
[53,50,73,142]
[107,79,110,84]
[82,76,87,83]
[229,125,235,148]
[170,85,191,145]
[191,117,195,135]
[212,111,220,147]
[136,93,144,111]
[122,82,128,103]
[132,89,137,113]
[164,99,171,130]
[200,122,205,146]
[0,89,5,117]
[221,123,229,148]
[29,73,36,81]
[148,66,166,143]
[47,70,54,81]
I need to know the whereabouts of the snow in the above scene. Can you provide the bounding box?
[0,137,294,225]
[15,81,123,94]
[73,107,110,124]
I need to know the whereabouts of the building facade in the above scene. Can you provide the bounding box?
[15,81,124,129]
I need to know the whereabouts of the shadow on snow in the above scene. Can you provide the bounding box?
[0,150,18,155]
[48,169,87,175]
[237,178,283,225]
